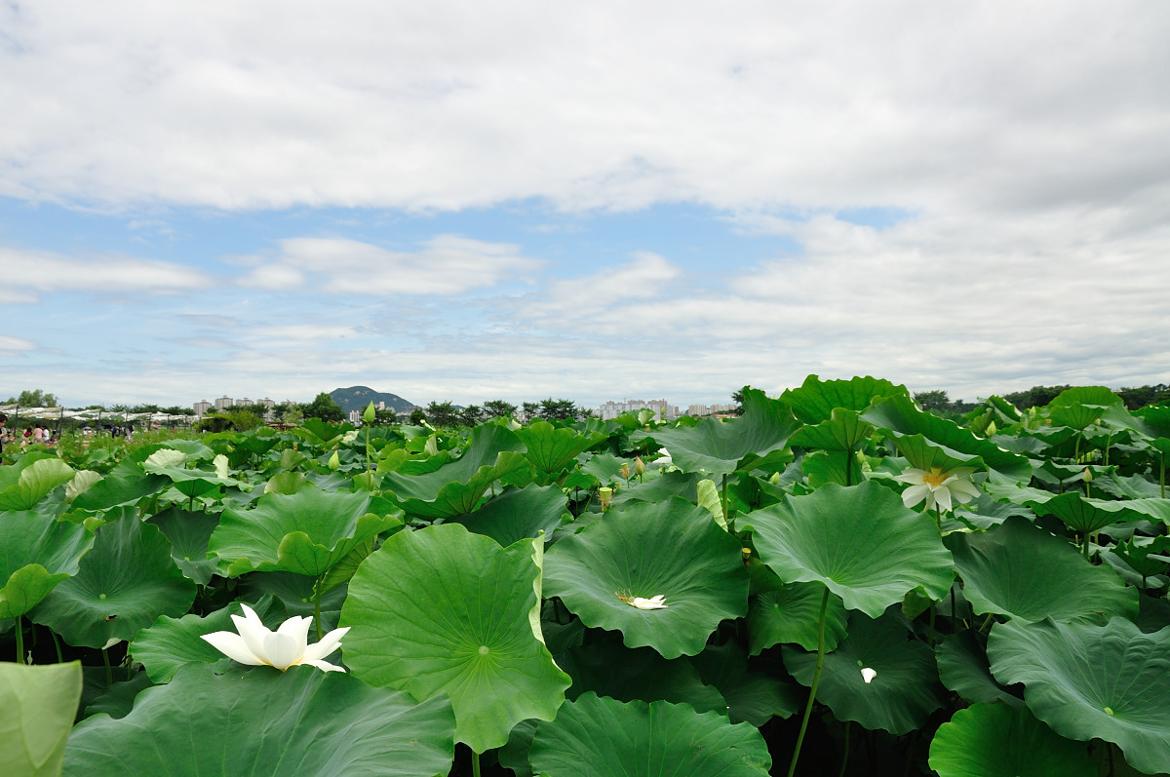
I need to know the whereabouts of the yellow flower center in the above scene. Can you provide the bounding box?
[921,468,948,487]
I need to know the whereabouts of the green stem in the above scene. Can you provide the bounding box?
[837,721,851,777]
[979,613,995,633]
[1082,534,1089,559]
[472,751,482,777]
[14,615,24,664]
[50,628,63,663]
[844,446,853,487]
[786,587,829,777]
[721,474,729,525]
[102,646,113,685]
[314,596,323,641]
[1160,452,1165,500]
[934,504,942,531]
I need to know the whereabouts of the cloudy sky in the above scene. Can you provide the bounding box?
[2,1,1168,408]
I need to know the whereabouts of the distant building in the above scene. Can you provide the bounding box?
[686,402,736,417]
[597,399,679,421]
[215,396,234,410]
[193,400,212,416]
[348,409,362,424]
[237,397,252,407]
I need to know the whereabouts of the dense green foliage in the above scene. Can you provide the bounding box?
[1,378,1169,775]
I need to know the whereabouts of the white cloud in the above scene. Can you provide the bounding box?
[1,2,1166,218]
[252,324,359,342]
[527,251,680,315]
[243,235,540,295]
[0,336,35,352]
[0,246,211,300]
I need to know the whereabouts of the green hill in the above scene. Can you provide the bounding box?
[328,386,416,414]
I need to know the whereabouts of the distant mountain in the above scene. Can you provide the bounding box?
[329,386,416,414]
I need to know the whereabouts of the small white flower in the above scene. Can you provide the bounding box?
[860,667,878,684]
[213,454,230,479]
[201,604,349,673]
[629,594,668,610]
[342,430,359,444]
[894,466,980,513]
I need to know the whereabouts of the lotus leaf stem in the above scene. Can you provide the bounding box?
[50,628,63,663]
[786,586,829,777]
[844,447,852,487]
[837,721,851,777]
[14,615,23,664]
[102,645,113,685]
[472,751,482,777]
[313,595,323,641]
[1160,451,1165,499]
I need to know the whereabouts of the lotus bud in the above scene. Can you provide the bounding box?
[328,450,340,470]
[634,456,645,476]
[986,420,997,436]
[1083,467,1093,482]
[362,401,376,424]
[620,463,631,480]
[769,471,781,485]
[599,486,613,511]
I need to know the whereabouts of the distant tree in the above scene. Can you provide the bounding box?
[538,398,578,422]
[1002,385,1072,410]
[130,403,162,414]
[301,392,344,423]
[460,405,484,426]
[483,400,517,418]
[521,402,540,422]
[4,389,58,407]
[425,401,460,427]
[731,387,747,416]
[161,405,195,416]
[1117,384,1170,410]
[408,408,427,425]
[374,408,400,425]
[914,390,952,412]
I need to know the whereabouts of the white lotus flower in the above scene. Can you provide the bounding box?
[860,667,877,684]
[342,430,359,444]
[629,594,668,610]
[213,454,230,479]
[894,466,980,513]
[201,604,349,673]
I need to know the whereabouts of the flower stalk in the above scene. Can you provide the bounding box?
[787,587,829,777]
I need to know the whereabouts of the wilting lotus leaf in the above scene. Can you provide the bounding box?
[988,617,1170,775]
[689,640,801,725]
[947,516,1137,623]
[131,595,277,683]
[743,482,954,618]
[63,664,455,777]
[936,633,1019,707]
[341,523,569,753]
[515,421,605,483]
[0,661,82,777]
[384,425,530,518]
[529,692,772,777]
[0,458,76,510]
[862,395,1031,480]
[0,510,94,619]
[208,486,400,577]
[32,513,196,648]
[451,484,568,547]
[747,582,848,654]
[783,610,946,734]
[929,702,1096,777]
[780,374,909,424]
[543,497,749,658]
[648,388,799,476]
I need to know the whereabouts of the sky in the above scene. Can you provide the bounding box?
[1,1,1169,409]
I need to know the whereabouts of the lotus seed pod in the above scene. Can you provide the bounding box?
[634,456,645,476]
[598,486,613,510]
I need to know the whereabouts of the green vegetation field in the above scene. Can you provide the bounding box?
[2,376,1169,776]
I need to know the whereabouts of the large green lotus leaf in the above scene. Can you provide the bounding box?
[543,497,750,658]
[63,664,455,777]
[146,506,220,585]
[780,374,909,424]
[0,661,82,777]
[208,486,400,577]
[783,610,946,734]
[451,484,568,547]
[747,582,848,654]
[515,421,605,483]
[789,407,872,452]
[384,425,530,518]
[947,516,1137,623]
[578,452,628,485]
[611,470,703,506]
[1029,492,1153,534]
[69,473,169,512]
[862,395,1031,480]
[801,448,865,488]
[690,641,802,725]
[988,618,1170,775]
[648,388,799,476]
[556,631,725,714]
[743,482,954,618]
[928,702,1096,777]
[936,633,1020,707]
[0,458,76,510]
[131,595,277,683]
[30,513,196,648]
[81,671,152,721]
[341,523,569,753]
[1047,386,1124,430]
[142,461,243,500]
[888,432,987,473]
[0,510,95,618]
[530,692,772,777]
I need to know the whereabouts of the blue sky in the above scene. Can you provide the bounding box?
[2,2,1168,408]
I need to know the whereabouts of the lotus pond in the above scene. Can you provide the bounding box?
[2,376,1170,776]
